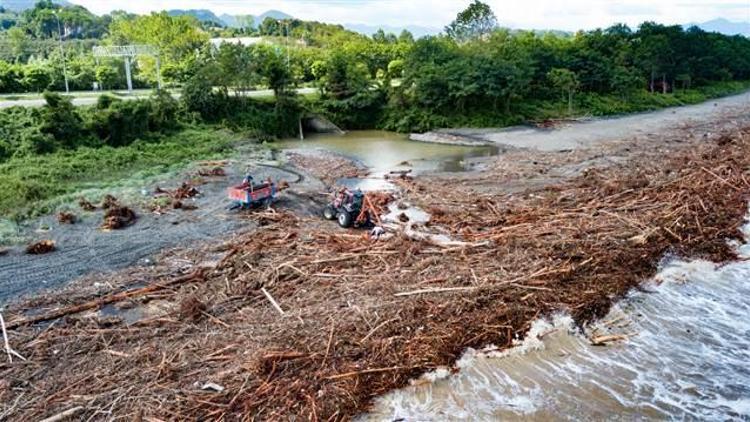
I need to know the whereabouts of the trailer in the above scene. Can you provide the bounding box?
[228,177,278,209]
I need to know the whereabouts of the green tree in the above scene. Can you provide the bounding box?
[548,68,580,114]
[22,65,51,92]
[398,30,414,44]
[0,61,24,93]
[610,66,643,99]
[6,27,29,62]
[109,12,209,84]
[95,65,119,90]
[215,43,259,93]
[445,0,498,43]
[387,59,405,78]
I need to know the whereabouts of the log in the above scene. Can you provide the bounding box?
[394,287,478,297]
[261,288,285,316]
[0,312,12,363]
[6,270,206,329]
[39,406,84,422]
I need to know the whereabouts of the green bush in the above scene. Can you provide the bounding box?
[38,92,87,148]
[22,66,52,92]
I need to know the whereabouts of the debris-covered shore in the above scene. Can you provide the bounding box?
[2,125,750,420]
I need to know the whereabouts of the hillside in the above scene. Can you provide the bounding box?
[167,9,224,26]
[689,18,750,36]
[0,0,71,11]
[220,10,294,28]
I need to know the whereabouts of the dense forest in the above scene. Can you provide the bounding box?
[1,0,750,216]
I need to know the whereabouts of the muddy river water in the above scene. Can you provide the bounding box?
[277,130,499,190]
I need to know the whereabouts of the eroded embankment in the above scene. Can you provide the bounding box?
[1,129,750,420]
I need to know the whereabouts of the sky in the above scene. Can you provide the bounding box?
[68,0,750,31]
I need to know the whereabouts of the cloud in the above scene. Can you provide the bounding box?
[68,0,748,31]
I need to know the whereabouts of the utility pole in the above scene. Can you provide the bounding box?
[286,21,290,71]
[53,11,70,94]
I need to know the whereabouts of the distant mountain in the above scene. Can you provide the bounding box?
[258,10,293,22]
[344,23,440,38]
[686,18,750,36]
[168,9,224,26]
[1,0,71,11]
[220,10,294,28]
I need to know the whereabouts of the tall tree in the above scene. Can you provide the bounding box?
[109,12,208,83]
[445,0,498,43]
[6,27,29,62]
[548,68,580,114]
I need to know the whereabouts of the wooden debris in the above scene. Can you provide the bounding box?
[590,334,632,346]
[2,128,750,420]
[25,240,55,255]
[102,206,137,230]
[78,197,96,211]
[38,406,84,422]
[261,288,285,316]
[198,167,227,177]
[101,194,119,210]
[56,212,77,225]
[6,270,205,329]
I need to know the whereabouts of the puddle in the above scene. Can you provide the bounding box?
[383,203,431,225]
[277,130,500,191]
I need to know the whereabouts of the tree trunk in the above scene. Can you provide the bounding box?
[662,74,667,94]
[567,90,573,115]
[650,68,655,93]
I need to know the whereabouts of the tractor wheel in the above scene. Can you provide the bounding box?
[323,206,336,220]
[337,211,353,228]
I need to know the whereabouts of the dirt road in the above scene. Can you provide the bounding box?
[416,90,750,151]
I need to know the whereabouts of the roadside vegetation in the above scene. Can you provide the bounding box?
[1,0,750,217]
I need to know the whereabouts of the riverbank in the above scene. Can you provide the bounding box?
[368,255,750,419]
[411,89,750,150]
[1,110,749,419]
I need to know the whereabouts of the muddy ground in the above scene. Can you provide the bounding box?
[0,151,328,304]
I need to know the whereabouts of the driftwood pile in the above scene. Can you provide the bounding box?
[100,197,137,230]
[198,167,227,177]
[287,151,368,185]
[154,182,201,210]
[2,129,750,420]
[77,197,96,211]
[25,240,56,255]
[56,212,76,225]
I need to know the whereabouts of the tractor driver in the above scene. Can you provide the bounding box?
[242,173,254,190]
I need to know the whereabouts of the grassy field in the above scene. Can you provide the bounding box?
[0,126,240,220]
